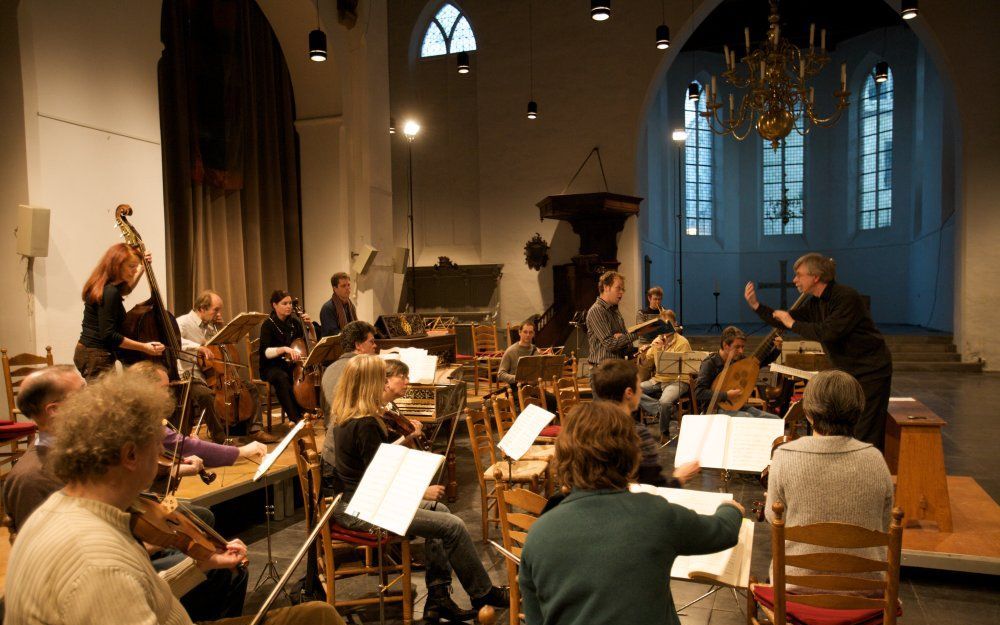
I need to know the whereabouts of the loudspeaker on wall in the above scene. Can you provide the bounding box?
[17,205,50,258]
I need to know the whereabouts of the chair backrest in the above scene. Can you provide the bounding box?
[245,336,263,381]
[554,376,580,422]
[770,502,904,625]
[494,475,548,625]
[290,420,338,602]
[472,323,500,354]
[517,381,547,411]
[465,408,499,479]
[491,390,517,437]
[562,353,577,379]
[3,346,54,419]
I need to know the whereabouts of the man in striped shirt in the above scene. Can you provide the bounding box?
[586,271,639,366]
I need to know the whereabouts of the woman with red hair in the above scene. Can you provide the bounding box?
[73,243,165,379]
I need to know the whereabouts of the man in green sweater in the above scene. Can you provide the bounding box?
[519,401,744,625]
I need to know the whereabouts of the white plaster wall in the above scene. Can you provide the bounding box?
[15,0,165,365]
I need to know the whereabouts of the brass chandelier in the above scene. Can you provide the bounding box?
[699,0,850,149]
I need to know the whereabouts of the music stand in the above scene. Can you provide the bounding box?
[513,355,564,385]
[304,334,343,367]
[251,420,308,592]
[205,312,269,347]
[654,351,709,379]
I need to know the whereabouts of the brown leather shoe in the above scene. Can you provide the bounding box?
[250,430,280,444]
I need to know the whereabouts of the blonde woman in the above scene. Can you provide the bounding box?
[329,355,508,623]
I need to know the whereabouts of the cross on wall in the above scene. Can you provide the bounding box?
[757,260,794,309]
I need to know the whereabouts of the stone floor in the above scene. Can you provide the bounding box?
[229,370,999,624]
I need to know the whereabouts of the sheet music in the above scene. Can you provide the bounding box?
[497,404,557,460]
[768,363,816,380]
[344,444,408,522]
[889,397,916,402]
[253,420,307,481]
[370,449,444,535]
[723,417,785,473]
[674,414,729,469]
[627,485,751,586]
[380,347,437,384]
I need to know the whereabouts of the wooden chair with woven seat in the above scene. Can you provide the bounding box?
[465,408,550,540]
[748,502,904,625]
[291,421,413,623]
[494,476,548,625]
[245,335,283,432]
[2,345,54,421]
[471,323,505,395]
[491,393,556,461]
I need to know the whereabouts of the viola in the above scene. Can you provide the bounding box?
[157,447,217,486]
[130,493,246,567]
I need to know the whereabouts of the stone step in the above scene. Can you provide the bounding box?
[882,335,953,344]
[893,361,983,373]
[888,342,956,353]
[891,352,962,362]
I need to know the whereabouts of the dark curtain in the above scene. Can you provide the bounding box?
[159,0,302,317]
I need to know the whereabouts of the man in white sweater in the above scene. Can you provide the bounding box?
[4,368,343,625]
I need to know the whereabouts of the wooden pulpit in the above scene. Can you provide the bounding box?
[885,398,952,532]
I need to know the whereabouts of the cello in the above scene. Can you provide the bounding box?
[115,205,186,380]
[289,299,320,412]
[196,322,257,427]
[710,290,809,411]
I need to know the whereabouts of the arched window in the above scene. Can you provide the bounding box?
[858,66,894,229]
[420,3,477,58]
[762,128,805,236]
[683,83,713,236]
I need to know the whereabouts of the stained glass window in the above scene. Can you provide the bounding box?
[420,4,477,58]
[859,67,894,230]
[762,123,805,235]
[683,83,713,236]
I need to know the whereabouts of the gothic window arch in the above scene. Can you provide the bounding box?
[420,3,477,58]
[858,66,894,229]
[684,82,713,236]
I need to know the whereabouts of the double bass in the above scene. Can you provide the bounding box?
[115,205,185,380]
[710,290,809,411]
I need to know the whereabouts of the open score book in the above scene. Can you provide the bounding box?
[345,444,444,536]
[629,484,754,588]
[674,414,785,473]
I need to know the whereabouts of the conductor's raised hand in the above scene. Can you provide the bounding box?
[744,281,760,310]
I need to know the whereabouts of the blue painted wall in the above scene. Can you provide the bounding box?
[638,27,956,330]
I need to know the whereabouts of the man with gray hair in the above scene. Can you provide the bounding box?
[744,253,893,449]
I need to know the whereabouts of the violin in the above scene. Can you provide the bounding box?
[383,404,431,452]
[130,493,246,566]
[157,447,217,486]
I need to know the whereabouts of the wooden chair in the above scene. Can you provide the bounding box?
[748,502,904,625]
[291,421,413,623]
[471,323,504,395]
[516,380,547,412]
[2,346,54,420]
[491,393,556,458]
[553,377,580,423]
[494,477,548,625]
[465,408,549,540]
[245,335,282,431]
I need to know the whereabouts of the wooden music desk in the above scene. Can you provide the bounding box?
[884,398,952,532]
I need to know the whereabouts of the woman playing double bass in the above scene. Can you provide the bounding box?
[74,243,165,380]
[258,290,314,423]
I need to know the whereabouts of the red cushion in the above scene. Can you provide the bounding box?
[329,523,395,547]
[539,425,561,437]
[752,585,900,625]
[0,421,37,441]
